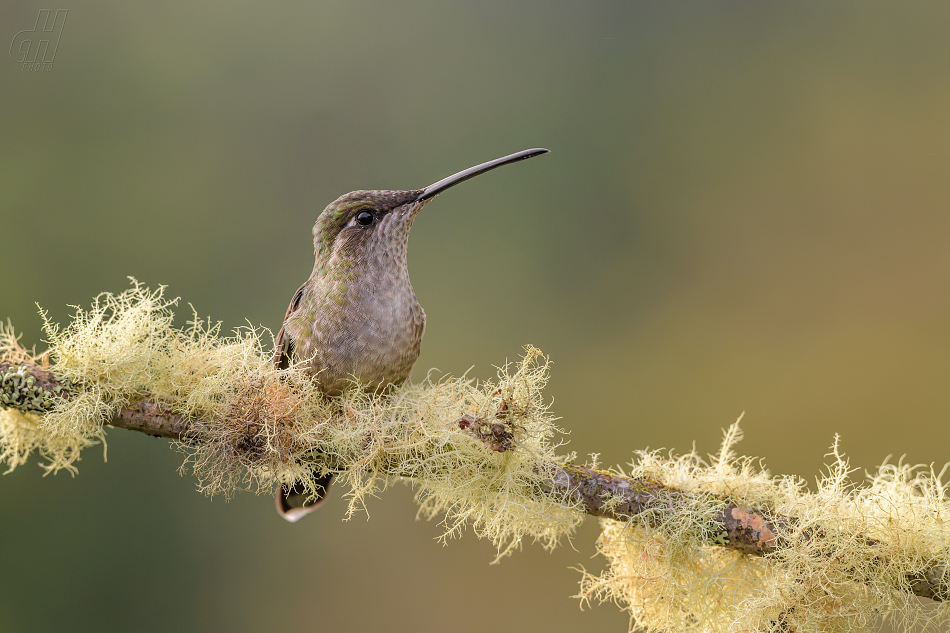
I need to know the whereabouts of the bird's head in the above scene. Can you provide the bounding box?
[310,149,549,275]
[311,189,423,274]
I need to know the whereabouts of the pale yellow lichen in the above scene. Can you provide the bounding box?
[2,281,581,556]
[2,282,949,631]
[0,319,37,365]
[0,408,45,473]
[323,348,579,558]
[579,424,950,632]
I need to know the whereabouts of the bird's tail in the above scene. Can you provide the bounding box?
[275,472,334,522]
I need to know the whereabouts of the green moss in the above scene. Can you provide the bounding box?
[0,365,59,413]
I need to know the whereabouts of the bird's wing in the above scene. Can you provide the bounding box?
[272,282,335,522]
[272,283,306,370]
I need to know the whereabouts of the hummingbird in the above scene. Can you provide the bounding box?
[272,148,550,521]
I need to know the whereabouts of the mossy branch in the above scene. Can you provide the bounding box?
[2,284,949,633]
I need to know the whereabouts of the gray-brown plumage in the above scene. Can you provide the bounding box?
[274,148,549,521]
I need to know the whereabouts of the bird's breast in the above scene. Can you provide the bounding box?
[288,263,425,395]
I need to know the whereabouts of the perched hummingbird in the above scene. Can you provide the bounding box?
[272,148,549,521]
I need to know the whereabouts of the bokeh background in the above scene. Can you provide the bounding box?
[2,2,950,631]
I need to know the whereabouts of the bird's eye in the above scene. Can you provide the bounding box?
[356,211,374,227]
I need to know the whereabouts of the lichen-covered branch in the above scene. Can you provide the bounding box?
[544,461,950,606]
[112,400,192,440]
[1,362,190,439]
[540,462,784,554]
[2,359,947,604]
[2,284,949,632]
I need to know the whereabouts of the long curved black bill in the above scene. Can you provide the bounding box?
[416,148,549,202]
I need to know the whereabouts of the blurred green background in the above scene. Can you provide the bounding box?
[2,2,949,631]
